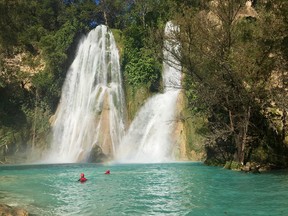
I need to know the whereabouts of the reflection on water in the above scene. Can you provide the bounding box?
[0,163,288,216]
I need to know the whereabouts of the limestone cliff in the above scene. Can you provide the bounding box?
[173,90,206,161]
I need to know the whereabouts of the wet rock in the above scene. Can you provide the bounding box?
[241,163,251,172]
[241,162,264,173]
[251,166,261,174]
[0,203,29,216]
[88,145,108,163]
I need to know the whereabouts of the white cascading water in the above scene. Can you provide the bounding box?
[115,21,181,163]
[46,25,126,163]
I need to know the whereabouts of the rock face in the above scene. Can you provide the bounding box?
[173,90,206,161]
[97,92,113,156]
[88,144,108,163]
[173,91,188,160]
[0,204,29,216]
[239,1,258,19]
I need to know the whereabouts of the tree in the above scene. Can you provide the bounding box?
[263,0,288,144]
[168,0,287,166]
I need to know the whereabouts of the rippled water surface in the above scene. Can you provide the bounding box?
[0,162,288,215]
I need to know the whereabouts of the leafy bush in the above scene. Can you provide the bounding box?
[125,50,161,87]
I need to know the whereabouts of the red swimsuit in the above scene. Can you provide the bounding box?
[79,177,87,182]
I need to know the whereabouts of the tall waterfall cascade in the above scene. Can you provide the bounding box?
[115,21,182,163]
[46,25,126,163]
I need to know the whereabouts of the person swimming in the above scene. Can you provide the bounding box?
[78,173,87,182]
[105,170,110,174]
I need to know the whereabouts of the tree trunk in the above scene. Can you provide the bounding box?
[32,89,38,151]
[282,109,287,142]
[240,106,250,164]
[229,110,234,131]
[234,106,251,165]
[103,11,108,26]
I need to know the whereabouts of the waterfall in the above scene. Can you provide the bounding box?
[115,21,181,163]
[45,25,126,163]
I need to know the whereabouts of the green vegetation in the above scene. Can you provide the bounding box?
[0,0,287,169]
[0,0,99,162]
[169,0,288,168]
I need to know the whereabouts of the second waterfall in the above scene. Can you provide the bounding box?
[115,21,182,163]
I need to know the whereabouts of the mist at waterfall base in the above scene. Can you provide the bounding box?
[44,22,181,164]
[44,25,126,163]
[115,91,179,163]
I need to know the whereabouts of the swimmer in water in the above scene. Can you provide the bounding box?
[78,173,87,182]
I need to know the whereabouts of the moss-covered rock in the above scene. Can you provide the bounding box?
[224,161,241,171]
[125,85,151,123]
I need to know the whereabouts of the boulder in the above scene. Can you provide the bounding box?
[88,145,108,163]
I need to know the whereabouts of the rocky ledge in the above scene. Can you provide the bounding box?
[0,203,29,216]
